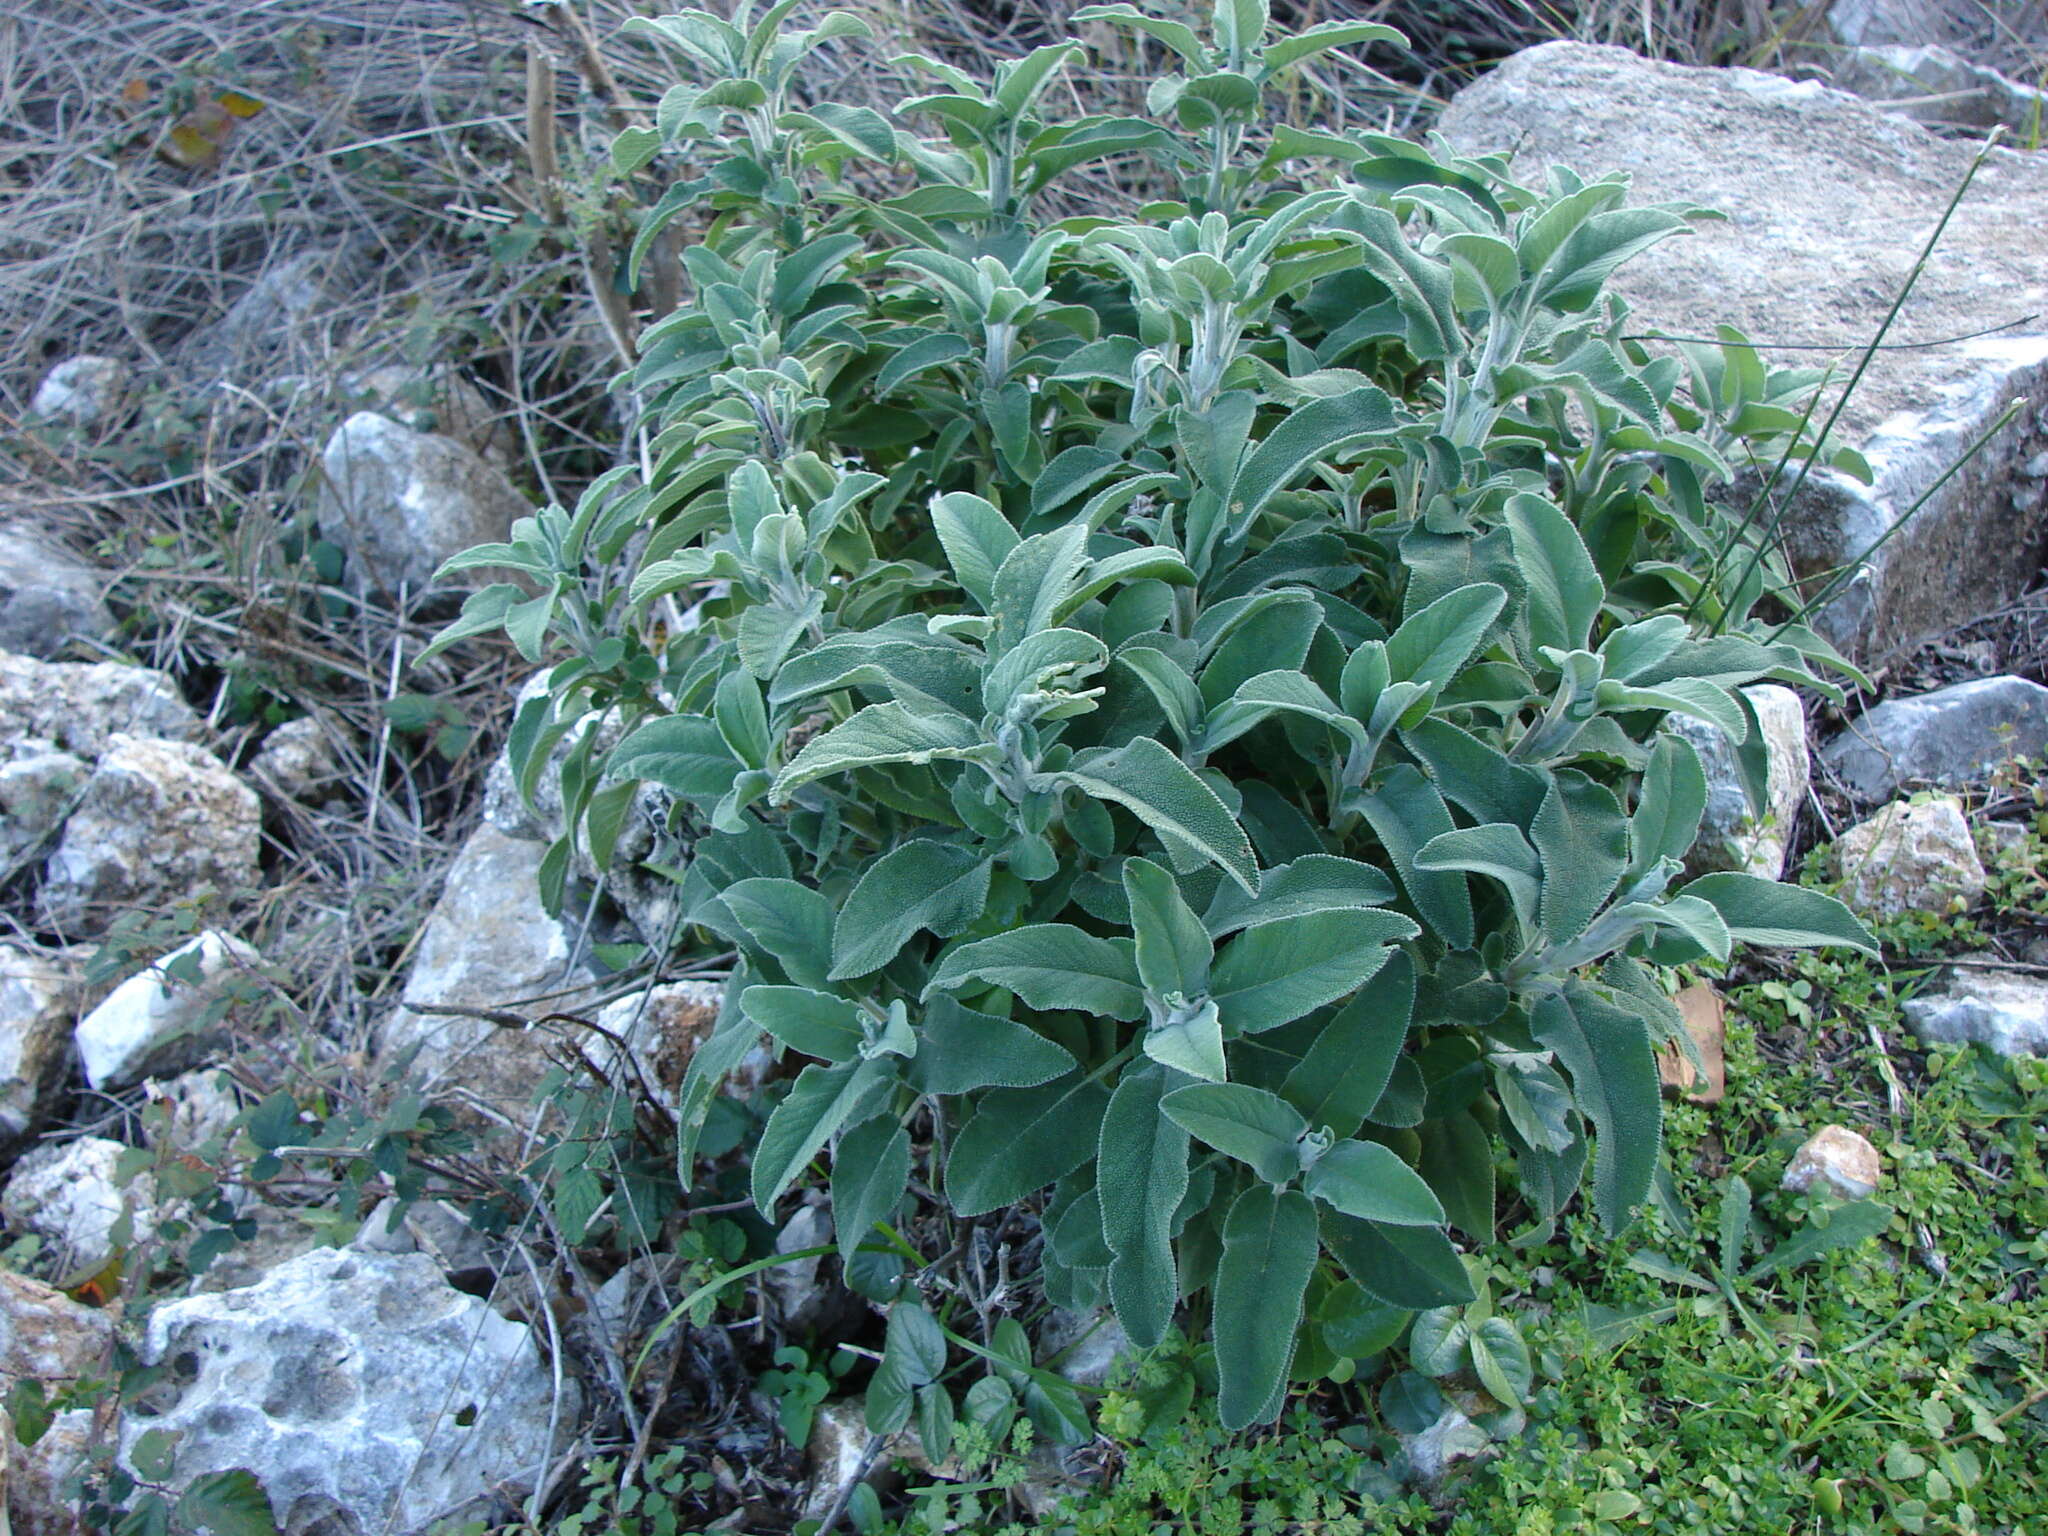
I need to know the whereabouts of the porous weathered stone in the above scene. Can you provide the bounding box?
[481,678,681,949]
[250,715,346,807]
[1,1136,157,1279]
[343,363,509,465]
[1902,967,2048,1057]
[144,1067,246,1154]
[1,1269,117,1536]
[1438,44,2048,662]
[0,739,88,873]
[182,247,366,377]
[315,412,529,596]
[1783,1125,1883,1199]
[0,944,78,1160]
[1828,0,1978,49]
[75,932,260,1092]
[351,1197,497,1285]
[30,354,129,425]
[582,979,734,1114]
[1820,44,2048,134]
[1674,684,1810,878]
[36,735,262,936]
[0,651,199,757]
[379,824,595,1111]
[1828,794,1987,919]
[1039,1309,1135,1390]
[127,1246,569,1536]
[1822,676,2048,803]
[0,525,110,659]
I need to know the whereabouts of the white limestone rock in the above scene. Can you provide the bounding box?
[0,525,111,659]
[1438,44,2048,663]
[75,932,259,1091]
[379,824,595,1112]
[30,354,130,425]
[1902,968,2048,1057]
[0,651,199,758]
[315,412,529,596]
[1783,1125,1883,1200]
[582,980,735,1115]
[35,735,262,937]
[1673,683,1810,878]
[342,363,509,465]
[126,1246,570,1536]
[1822,677,2048,803]
[0,740,88,873]
[250,715,347,807]
[0,1269,118,1536]
[0,944,79,1159]
[1827,795,1986,920]
[1,1136,157,1279]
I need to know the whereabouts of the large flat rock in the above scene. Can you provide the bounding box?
[1438,43,2048,662]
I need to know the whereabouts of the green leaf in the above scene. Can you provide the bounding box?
[1304,1140,1445,1226]
[1124,856,1213,999]
[753,1058,889,1215]
[1678,872,1878,954]
[925,924,1145,1020]
[1210,909,1415,1035]
[1099,1063,1191,1348]
[721,878,836,990]
[612,125,662,174]
[1161,1082,1306,1184]
[834,1116,912,1264]
[1279,950,1415,1138]
[831,842,994,978]
[930,491,1020,613]
[1351,765,1474,949]
[1469,1316,1533,1405]
[1507,493,1604,655]
[772,703,983,801]
[1318,1280,1410,1359]
[1530,988,1661,1233]
[1203,855,1400,939]
[911,996,1078,1093]
[1054,737,1259,894]
[1386,583,1508,690]
[741,985,864,1063]
[1417,1107,1496,1239]
[1144,998,1228,1083]
[1415,823,1541,932]
[948,1071,1113,1217]
[1747,1200,1893,1280]
[867,1301,948,1435]
[174,1473,278,1536]
[1532,205,1692,312]
[1320,1211,1476,1309]
[1630,733,1708,877]
[1070,4,1209,67]
[1214,1185,1318,1431]
[990,523,1091,650]
[1531,770,1628,944]
[714,669,773,771]
[1260,18,1404,73]
[608,715,741,806]
[1229,387,1397,530]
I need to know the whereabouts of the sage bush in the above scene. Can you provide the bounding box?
[429,0,1878,1443]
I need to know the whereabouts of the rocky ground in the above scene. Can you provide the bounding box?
[3,2,2047,1534]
